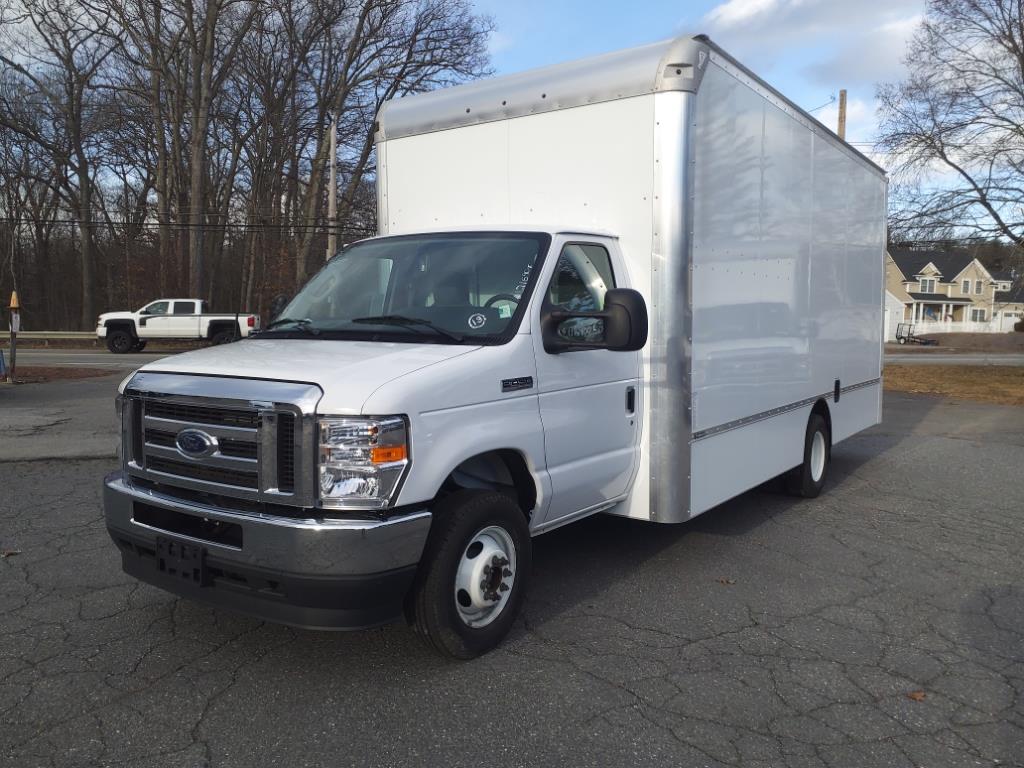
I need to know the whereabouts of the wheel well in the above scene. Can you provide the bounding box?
[207,321,236,338]
[105,321,136,338]
[811,399,832,442]
[441,450,537,520]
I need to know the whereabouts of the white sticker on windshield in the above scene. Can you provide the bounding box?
[468,313,487,330]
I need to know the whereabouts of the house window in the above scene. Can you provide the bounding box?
[919,278,936,293]
[962,279,970,294]
[975,280,983,294]
[970,308,986,322]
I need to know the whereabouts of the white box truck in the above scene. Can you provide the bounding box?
[104,34,886,658]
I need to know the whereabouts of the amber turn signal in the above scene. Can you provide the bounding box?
[371,445,407,464]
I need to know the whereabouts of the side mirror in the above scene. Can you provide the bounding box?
[542,288,649,354]
[269,294,290,321]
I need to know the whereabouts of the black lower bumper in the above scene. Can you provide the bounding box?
[111,528,418,630]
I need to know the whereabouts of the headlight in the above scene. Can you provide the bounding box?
[317,416,409,509]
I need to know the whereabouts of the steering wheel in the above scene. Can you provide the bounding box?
[484,293,520,309]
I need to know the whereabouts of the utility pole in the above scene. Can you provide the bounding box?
[837,89,847,141]
[7,290,19,384]
[326,114,338,261]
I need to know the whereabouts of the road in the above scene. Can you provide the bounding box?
[16,348,167,369]
[886,353,1024,366]
[2,382,1023,767]
[17,347,1024,370]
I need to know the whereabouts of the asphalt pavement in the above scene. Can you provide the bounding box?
[1,382,1023,767]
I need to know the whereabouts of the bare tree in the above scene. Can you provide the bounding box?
[0,0,116,327]
[877,0,1023,250]
[0,0,493,328]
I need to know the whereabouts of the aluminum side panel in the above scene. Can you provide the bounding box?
[644,91,695,524]
[689,60,885,514]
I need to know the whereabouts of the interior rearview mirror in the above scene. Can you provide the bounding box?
[269,294,291,321]
[542,288,648,354]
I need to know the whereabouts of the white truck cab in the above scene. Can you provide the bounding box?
[104,34,886,658]
[97,298,259,353]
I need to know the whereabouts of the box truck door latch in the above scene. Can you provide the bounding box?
[834,379,841,403]
[626,386,636,414]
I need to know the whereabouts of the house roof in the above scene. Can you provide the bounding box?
[996,281,1024,304]
[907,293,972,304]
[888,249,975,281]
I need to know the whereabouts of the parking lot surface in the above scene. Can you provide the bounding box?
[2,391,1023,767]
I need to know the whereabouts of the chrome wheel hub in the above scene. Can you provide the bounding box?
[810,430,826,482]
[454,525,516,628]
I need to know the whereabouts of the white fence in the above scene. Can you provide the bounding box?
[911,317,1021,334]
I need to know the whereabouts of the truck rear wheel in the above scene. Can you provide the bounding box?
[210,329,235,345]
[106,329,133,354]
[408,490,530,659]
[785,413,830,498]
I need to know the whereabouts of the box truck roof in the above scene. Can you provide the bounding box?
[353,225,619,242]
[376,33,884,177]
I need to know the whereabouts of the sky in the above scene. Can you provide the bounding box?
[471,0,926,162]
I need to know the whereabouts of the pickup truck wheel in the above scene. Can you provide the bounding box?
[785,413,830,498]
[106,330,133,354]
[132,341,147,352]
[210,329,235,345]
[408,490,530,659]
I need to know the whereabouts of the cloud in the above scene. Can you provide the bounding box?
[701,0,923,87]
[706,0,781,27]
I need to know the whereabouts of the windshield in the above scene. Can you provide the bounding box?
[268,232,550,344]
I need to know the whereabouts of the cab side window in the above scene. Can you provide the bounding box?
[545,243,615,344]
[143,301,169,315]
[172,301,194,315]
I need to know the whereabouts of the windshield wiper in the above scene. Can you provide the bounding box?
[262,317,320,335]
[351,315,465,342]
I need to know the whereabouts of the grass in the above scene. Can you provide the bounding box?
[884,364,1024,406]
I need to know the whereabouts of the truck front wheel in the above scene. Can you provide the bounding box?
[408,490,531,659]
[106,329,134,354]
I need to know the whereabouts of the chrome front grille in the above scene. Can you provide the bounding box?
[121,372,321,508]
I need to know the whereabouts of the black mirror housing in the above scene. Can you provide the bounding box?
[542,288,648,354]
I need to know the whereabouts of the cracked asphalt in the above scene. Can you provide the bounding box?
[2,388,1023,767]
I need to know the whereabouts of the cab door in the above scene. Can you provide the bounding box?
[137,300,171,337]
[168,300,202,337]
[531,237,641,526]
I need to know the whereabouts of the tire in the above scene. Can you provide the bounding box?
[407,490,531,659]
[210,329,235,345]
[898,337,906,344]
[132,341,147,352]
[785,413,831,498]
[106,329,134,354]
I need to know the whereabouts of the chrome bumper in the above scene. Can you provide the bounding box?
[104,472,431,629]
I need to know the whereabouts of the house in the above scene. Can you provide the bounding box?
[886,248,1023,332]
[994,277,1024,331]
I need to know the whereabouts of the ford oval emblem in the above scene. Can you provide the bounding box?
[176,429,218,458]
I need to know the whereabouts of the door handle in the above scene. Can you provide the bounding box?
[626,386,636,414]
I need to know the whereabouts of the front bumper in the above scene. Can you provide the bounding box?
[96,325,107,338]
[104,472,431,629]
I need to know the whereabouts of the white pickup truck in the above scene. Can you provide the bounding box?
[96,299,259,353]
[103,34,885,658]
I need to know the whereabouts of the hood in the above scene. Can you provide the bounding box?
[140,338,480,413]
[100,311,134,321]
